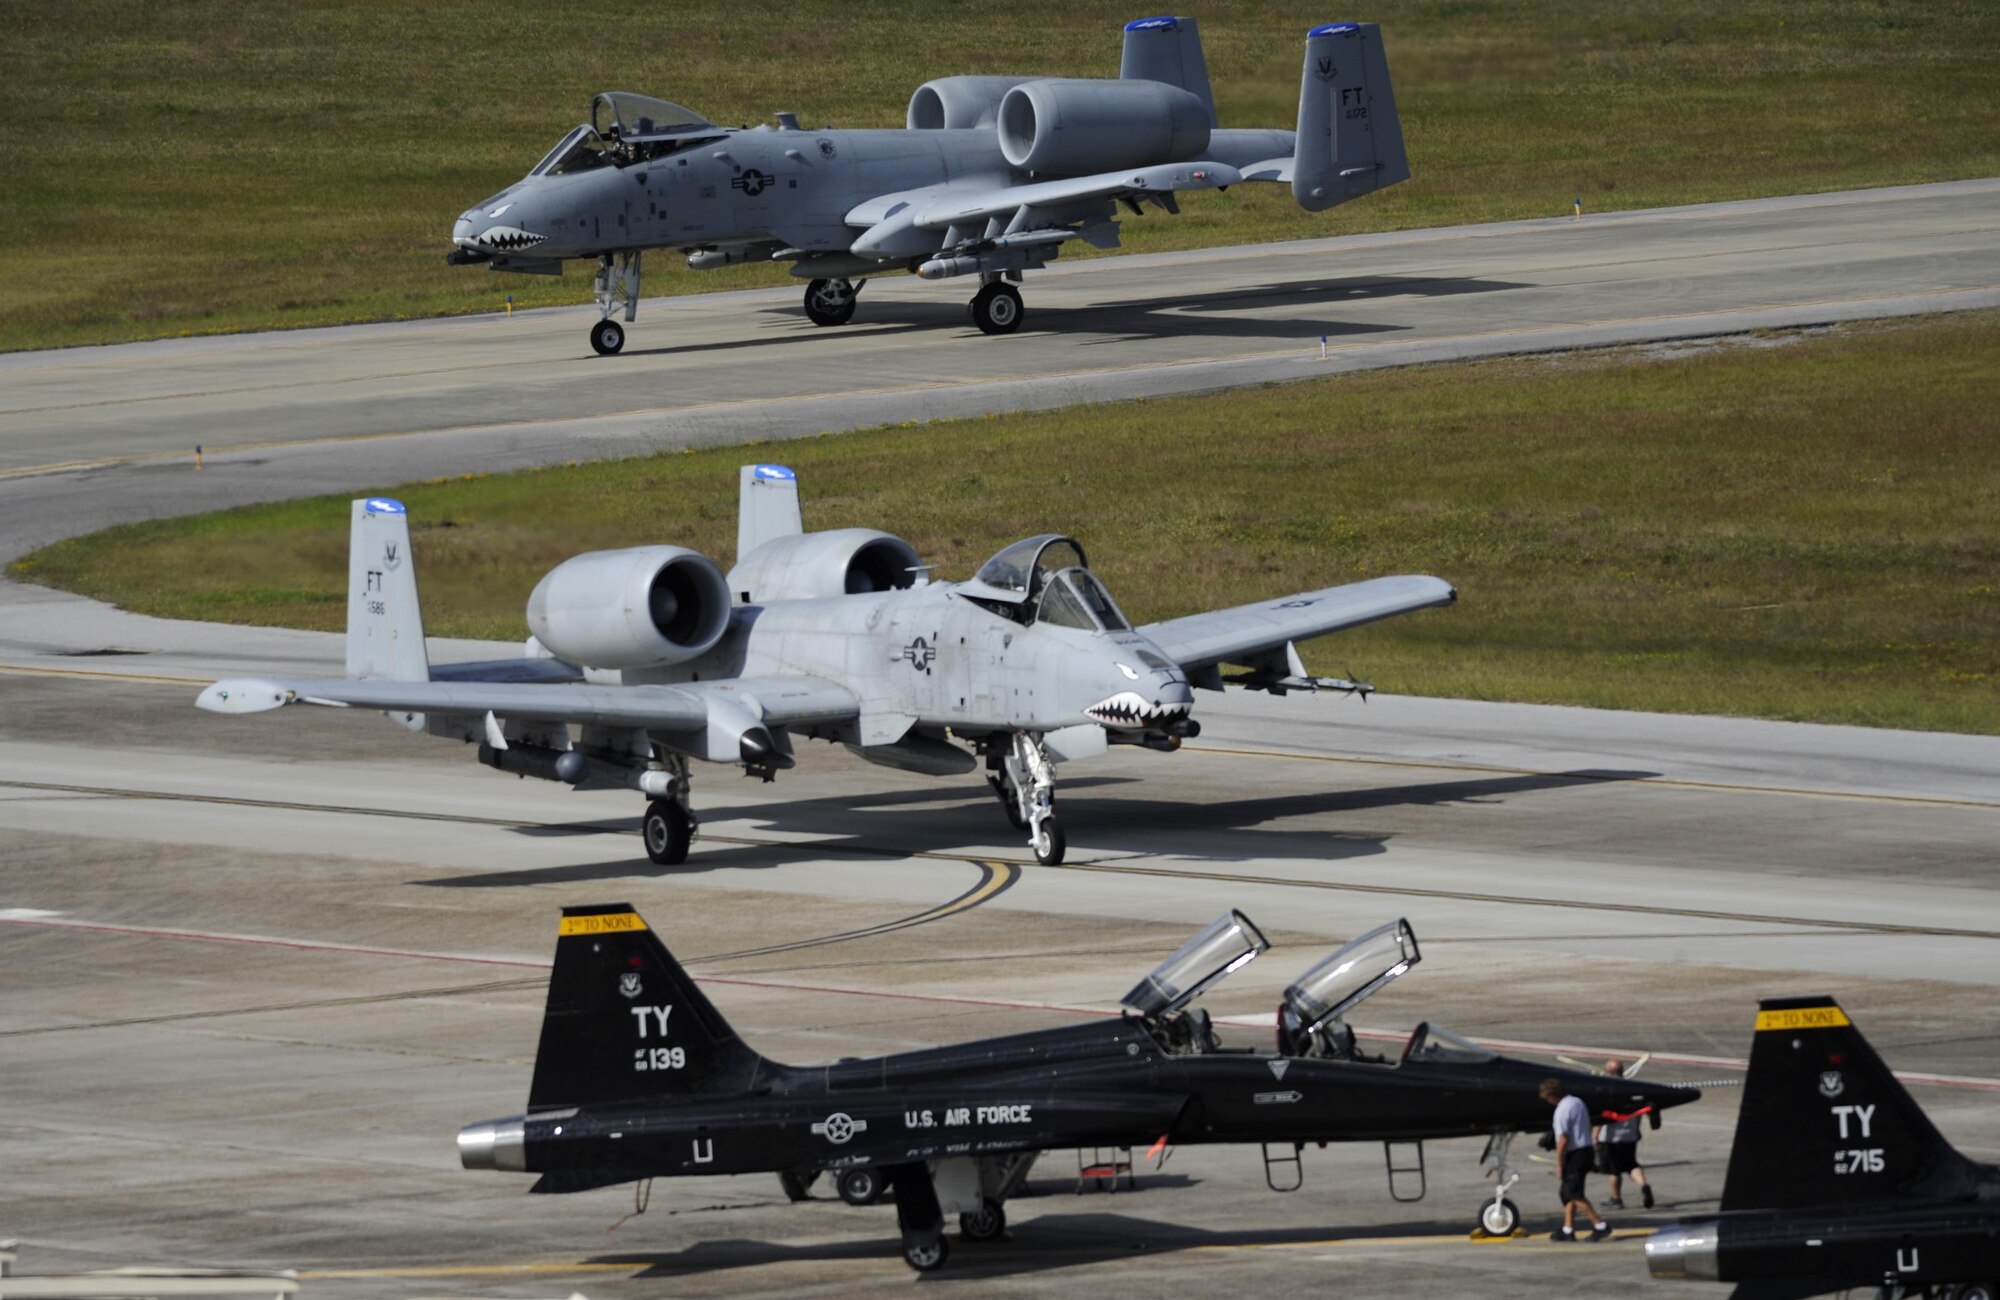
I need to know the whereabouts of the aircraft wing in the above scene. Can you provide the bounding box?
[863,162,1243,233]
[1139,575,1457,674]
[195,673,859,731]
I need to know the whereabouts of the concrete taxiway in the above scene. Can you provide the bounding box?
[4,673,1999,1299]
[4,181,1999,1296]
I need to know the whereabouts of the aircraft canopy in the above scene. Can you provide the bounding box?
[974,534,1090,599]
[529,125,614,177]
[1036,568,1131,633]
[593,92,717,142]
[1121,910,1269,1018]
[1282,918,1420,1036]
[1401,1022,1496,1065]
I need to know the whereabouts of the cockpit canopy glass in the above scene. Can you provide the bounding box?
[592,92,716,142]
[530,125,613,177]
[1036,568,1132,633]
[1282,918,1420,1035]
[1120,910,1269,1018]
[974,535,1089,599]
[1401,1022,1496,1065]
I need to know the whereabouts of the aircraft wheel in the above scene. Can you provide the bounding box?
[1031,816,1065,866]
[589,318,625,355]
[641,799,691,865]
[777,1169,818,1202]
[1477,1197,1520,1237]
[1948,1286,1997,1300]
[837,1166,884,1206]
[970,282,1023,335]
[803,277,858,326]
[958,1197,1006,1241]
[901,1232,950,1273]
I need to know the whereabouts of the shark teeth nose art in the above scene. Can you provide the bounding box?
[473,226,547,253]
[1084,691,1192,729]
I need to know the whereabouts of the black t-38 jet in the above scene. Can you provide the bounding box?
[459,903,1697,1271]
[1645,997,2000,1298]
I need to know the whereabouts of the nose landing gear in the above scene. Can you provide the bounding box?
[994,732,1063,865]
[590,250,641,355]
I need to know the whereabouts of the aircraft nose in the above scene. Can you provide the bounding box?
[453,209,480,247]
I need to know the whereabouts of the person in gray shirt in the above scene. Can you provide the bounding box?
[1540,1077,1612,1242]
[1595,1058,1655,1209]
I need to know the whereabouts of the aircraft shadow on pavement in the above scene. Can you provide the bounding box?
[415,768,1650,888]
[732,272,1531,347]
[585,1209,1496,1281]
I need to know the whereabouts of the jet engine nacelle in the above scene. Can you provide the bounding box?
[997,78,1211,176]
[907,76,1035,130]
[527,546,732,670]
[727,529,923,604]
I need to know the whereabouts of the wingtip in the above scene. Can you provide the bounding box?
[196,679,293,714]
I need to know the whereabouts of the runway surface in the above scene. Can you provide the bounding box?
[2,179,1997,565]
[4,181,1999,1295]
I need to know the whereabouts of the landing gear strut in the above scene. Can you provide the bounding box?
[1474,1131,1523,1237]
[1002,732,1063,865]
[887,1163,950,1273]
[639,756,696,865]
[590,250,641,355]
[970,280,1023,335]
[803,277,861,326]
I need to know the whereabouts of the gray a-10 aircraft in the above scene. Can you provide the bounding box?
[447,17,1408,353]
[458,904,1698,1272]
[197,465,1454,865]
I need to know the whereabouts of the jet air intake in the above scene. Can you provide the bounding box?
[997,79,1211,176]
[527,545,732,669]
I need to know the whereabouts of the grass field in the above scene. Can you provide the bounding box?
[3,1,1996,351]
[17,310,1998,733]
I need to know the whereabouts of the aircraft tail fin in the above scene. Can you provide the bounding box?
[1293,23,1409,214]
[345,497,430,682]
[1121,16,1217,128]
[1719,996,1983,1212]
[736,463,803,566]
[526,903,768,1112]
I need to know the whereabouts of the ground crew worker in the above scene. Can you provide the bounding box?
[1596,1059,1656,1209]
[1541,1077,1611,1242]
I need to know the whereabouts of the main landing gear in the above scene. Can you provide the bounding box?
[969,280,1023,335]
[803,277,862,326]
[988,732,1063,865]
[639,756,696,865]
[887,1163,951,1273]
[590,250,641,355]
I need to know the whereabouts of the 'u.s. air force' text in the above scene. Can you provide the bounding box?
[904,1104,1033,1129]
